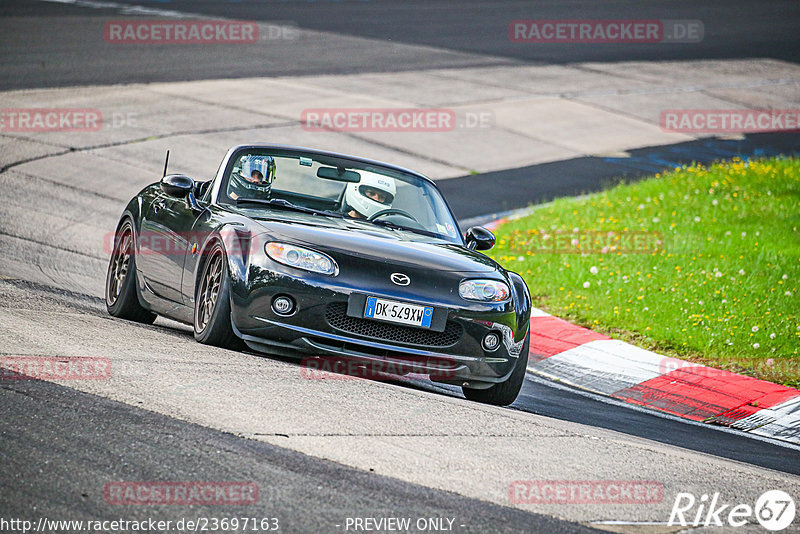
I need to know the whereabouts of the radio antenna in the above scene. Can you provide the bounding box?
[162,150,170,178]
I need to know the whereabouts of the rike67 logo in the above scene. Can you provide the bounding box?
[669,490,796,531]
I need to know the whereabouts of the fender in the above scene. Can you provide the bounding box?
[508,270,532,341]
[119,183,159,249]
[193,223,253,301]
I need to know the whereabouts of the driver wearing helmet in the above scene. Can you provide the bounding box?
[343,174,396,220]
[228,155,276,201]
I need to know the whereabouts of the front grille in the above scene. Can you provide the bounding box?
[325,303,462,347]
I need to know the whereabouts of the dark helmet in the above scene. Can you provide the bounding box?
[230,155,276,198]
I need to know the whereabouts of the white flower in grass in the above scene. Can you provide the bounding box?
[739,269,746,275]
[721,299,727,304]
[652,217,660,223]
[782,274,789,280]
[590,266,599,275]
[752,326,759,332]
[770,333,776,339]
[715,271,723,278]
[786,291,793,297]
[694,216,701,222]
[753,343,760,349]
[712,199,718,206]
[583,282,591,289]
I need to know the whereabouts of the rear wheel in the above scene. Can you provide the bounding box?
[105,220,157,324]
[462,332,529,406]
[194,243,241,349]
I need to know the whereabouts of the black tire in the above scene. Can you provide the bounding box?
[462,332,529,406]
[193,242,241,349]
[105,220,157,324]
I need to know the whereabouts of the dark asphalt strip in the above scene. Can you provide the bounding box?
[0,369,599,534]
[512,377,800,476]
[389,376,800,477]
[442,132,800,222]
[2,0,799,90]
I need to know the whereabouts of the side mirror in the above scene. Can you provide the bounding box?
[160,174,194,198]
[465,226,495,251]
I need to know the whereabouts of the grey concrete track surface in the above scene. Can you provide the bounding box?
[0,337,595,534]
[2,279,799,531]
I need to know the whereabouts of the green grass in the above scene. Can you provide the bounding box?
[489,157,800,387]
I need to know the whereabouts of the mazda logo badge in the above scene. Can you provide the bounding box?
[390,273,410,286]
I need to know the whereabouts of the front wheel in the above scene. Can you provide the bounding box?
[105,220,157,324]
[194,243,241,349]
[462,332,529,406]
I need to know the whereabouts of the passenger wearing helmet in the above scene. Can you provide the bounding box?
[228,155,276,201]
[343,174,396,219]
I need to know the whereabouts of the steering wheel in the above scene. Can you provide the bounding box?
[368,208,419,223]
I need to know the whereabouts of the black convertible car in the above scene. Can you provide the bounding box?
[106,145,531,405]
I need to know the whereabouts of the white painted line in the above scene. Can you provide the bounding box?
[747,396,800,445]
[529,339,666,395]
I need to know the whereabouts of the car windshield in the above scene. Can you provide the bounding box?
[219,149,462,243]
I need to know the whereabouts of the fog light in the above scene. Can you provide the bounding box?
[483,332,501,351]
[272,296,295,316]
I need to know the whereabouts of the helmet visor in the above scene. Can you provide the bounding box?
[358,185,393,205]
[243,157,275,185]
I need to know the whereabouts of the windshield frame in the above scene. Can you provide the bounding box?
[212,145,464,245]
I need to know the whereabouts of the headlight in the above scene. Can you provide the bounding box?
[459,279,510,302]
[265,242,338,275]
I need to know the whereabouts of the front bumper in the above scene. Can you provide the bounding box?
[228,264,526,386]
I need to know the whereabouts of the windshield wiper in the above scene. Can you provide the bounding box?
[235,198,343,218]
[367,218,438,238]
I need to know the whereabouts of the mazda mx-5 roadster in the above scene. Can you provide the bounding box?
[106,145,531,405]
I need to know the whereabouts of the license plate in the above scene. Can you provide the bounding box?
[364,297,433,328]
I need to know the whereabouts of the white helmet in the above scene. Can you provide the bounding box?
[344,174,396,219]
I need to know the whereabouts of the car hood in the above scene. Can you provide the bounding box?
[251,217,499,274]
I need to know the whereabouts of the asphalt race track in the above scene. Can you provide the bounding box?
[1,0,799,89]
[2,1,800,532]
[1,355,593,534]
